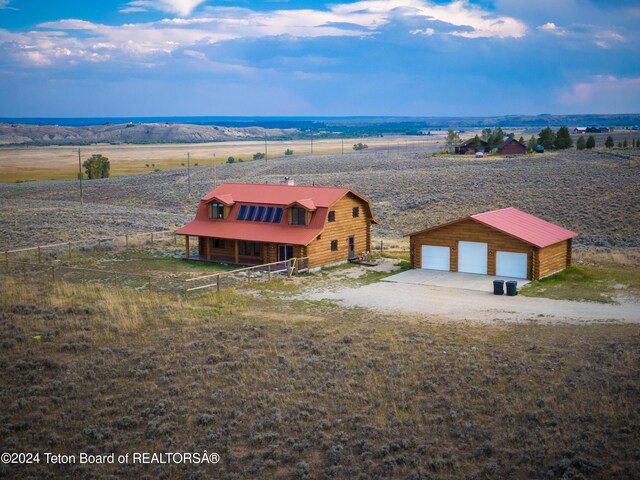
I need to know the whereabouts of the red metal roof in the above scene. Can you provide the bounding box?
[201,183,350,207]
[406,207,577,248]
[177,183,377,245]
[470,207,577,248]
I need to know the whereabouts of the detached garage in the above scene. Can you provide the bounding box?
[407,207,577,280]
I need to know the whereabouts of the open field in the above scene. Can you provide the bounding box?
[1,275,639,479]
[0,134,445,183]
[1,146,638,251]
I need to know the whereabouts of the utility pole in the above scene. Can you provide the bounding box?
[341,139,344,154]
[264,134,268,161]
[310,131,313,154]
[77,148,83,206]
[213,154,217,187]
[187,151,191,198]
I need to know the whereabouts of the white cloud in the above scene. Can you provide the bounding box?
[538,22,563,34]
[0,0,14,9]
[2,0,527,68]
[411,28,435,36]
[558,75,640,106]
[120,0,206,17]
[537,21,626,49]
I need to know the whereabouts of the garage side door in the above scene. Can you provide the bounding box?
[421,245,450,271]
[458,241,488,274]
[496,251,528,279]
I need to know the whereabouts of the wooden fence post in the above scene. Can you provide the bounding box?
[268,264,271,281]
[174,234,177,245]
[4,251,8,269]
[151,232,154,246]
[148,276,153,291]
[37,246,42,264]
[22,264,26,282]
[51,266,55,282]
[125,235,129,251]
[216,274,221,293]
[287,259,292,278]
[68,242,72,260]
[114,273,119,287]
[184,279,188,294]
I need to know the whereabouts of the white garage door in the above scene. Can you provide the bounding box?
[496,251,528,279]
[458,241,488,275]
[421,245,450,271]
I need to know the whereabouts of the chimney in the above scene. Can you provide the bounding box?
[280,176,295,186]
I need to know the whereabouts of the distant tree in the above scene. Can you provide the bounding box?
[586,135,596,149]
[623,138,628,148]
[507,132,515,139]
[253,152,265,160]
[353,142,369,151]
[226,156,235,163]
[445,129,461,152]
[472,134,482,152]
[82,154,110,179]
[518,136,525,144]
[538,127,556,150]
[605,136,614,148]
[480,128,492,142]
[527,135,537,153]
[554,126,573,149]
[576,136,586,150]
[617,141,622,148]
[487,127,505,148]
[284,149,294,155]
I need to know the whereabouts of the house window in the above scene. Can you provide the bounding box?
[328,210,336,222]
[246,205,257,221]
[352,207,359,218]
[210,203,224,219]
[331,240,338,251]
[212,238,225,249]
[239,241,261,256]
[273,208,284,223]
[237,205,247,220]
[291,207,306,225]
[255,206,265,222]
[264,206,274,222]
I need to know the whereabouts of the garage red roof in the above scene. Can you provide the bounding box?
[406,207,577,248]
[176,183,377,245]
[471,208,577,248]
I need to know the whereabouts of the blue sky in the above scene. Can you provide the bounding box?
[0,0,638,117]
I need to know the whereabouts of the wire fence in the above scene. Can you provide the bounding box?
[1,230,308,295]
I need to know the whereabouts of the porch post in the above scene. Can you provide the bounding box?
[234,240,239,264]
[206,238,211,261]
[185,236,190,259]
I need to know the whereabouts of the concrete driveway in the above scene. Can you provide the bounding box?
[382,269,530,293]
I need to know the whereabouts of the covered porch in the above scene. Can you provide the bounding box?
[179,235,306,267]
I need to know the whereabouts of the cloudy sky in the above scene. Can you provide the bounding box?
[0,0,638,117]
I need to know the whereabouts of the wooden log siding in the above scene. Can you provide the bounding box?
[409,219,534,277]
[306,193,372,269]
[410,219,573,280]
[537,240,572,278]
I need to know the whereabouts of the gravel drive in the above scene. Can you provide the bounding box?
[298,281,640,323]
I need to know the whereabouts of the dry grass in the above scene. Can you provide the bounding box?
[0,136,438,183]
[1,279,639,479]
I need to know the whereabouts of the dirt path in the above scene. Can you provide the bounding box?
[298,281,640,324]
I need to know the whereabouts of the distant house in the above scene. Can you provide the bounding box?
[176,182,378,270]
[573,127,587,134]
[496,138,526,155]
[455,138,489,154]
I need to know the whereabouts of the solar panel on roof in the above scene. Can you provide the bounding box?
[255,206,265,221]
[237,205,247,220]
[246,205,256,221]
[273,207,283,223]
[264,206,274,222]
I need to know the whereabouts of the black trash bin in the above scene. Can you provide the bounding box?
[506,281,518,296]
[493,280,504,295]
